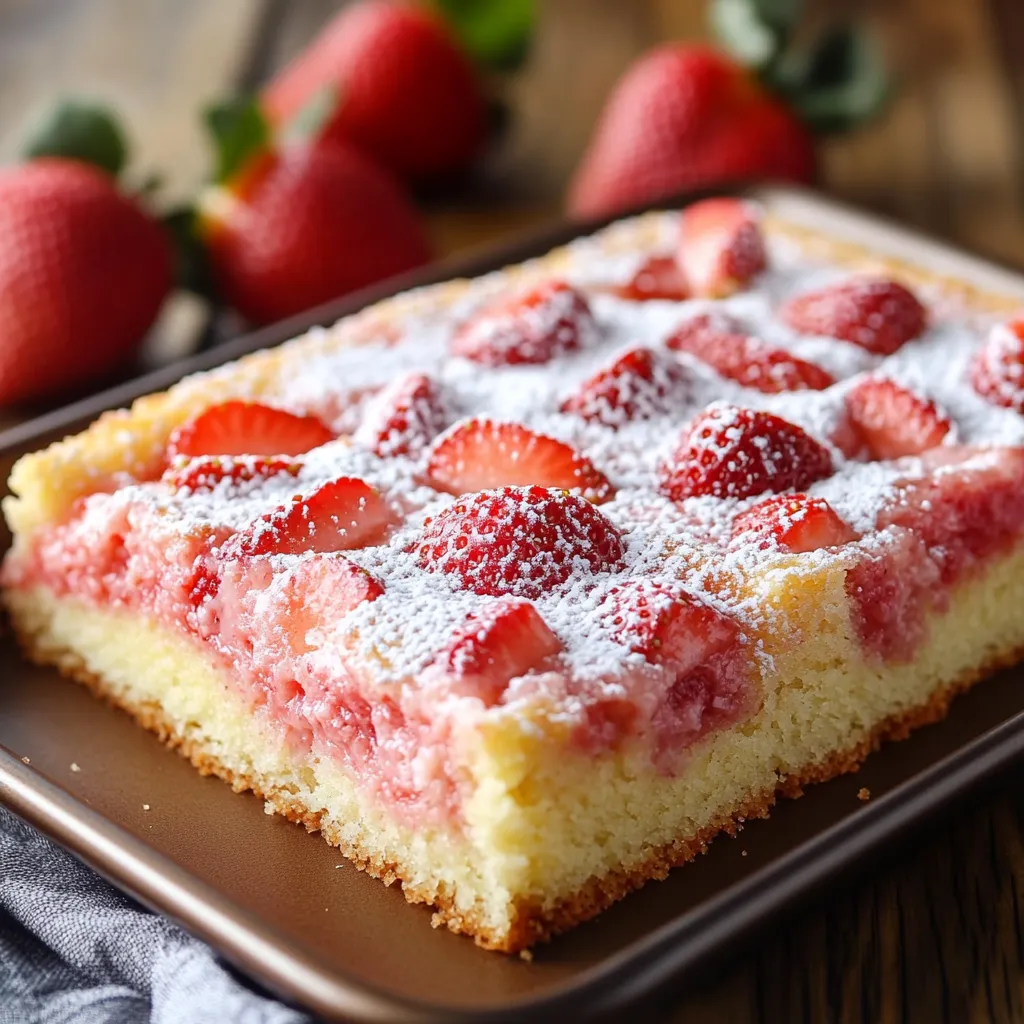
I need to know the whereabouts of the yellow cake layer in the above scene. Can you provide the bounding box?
[8,535,1024,952]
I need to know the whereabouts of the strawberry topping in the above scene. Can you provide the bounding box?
[612,254,690,301]
[667,312,834,393]
[731,493,857,553]
[162,455,301,493]
[560,346,690,426]
[355,372,447,457]
[971,320,1024,413]
[451,280,594,366]
[167,401,334,460]
[659,404,834,501]
[433,597,562,706]
[678,198,766,298]
[425,419,615,502]
[845,377,953,460]
[235,477,397,556]
[781,277,926,355]
[415,485,624,598]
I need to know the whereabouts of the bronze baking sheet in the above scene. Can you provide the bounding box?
[2,187,1023,1022]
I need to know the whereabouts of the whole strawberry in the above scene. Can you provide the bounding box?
[568,45,814,219]
[262,0,486,182]
[0,158,171,403]
[201,137,431,325]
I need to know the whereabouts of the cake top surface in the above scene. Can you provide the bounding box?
[21,203,1024,701]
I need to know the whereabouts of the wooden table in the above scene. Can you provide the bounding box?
[2,1,1024,1020]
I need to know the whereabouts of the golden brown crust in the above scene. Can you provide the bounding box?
[11,608,1022,954]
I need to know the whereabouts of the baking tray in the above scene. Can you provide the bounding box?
[2,186,1024,1022]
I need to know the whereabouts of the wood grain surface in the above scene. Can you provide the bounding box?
[2,1,1024,1021]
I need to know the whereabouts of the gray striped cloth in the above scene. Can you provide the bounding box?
[0,807,308,1024]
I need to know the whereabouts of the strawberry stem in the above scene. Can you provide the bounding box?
[22,99,129,177]
[204,97,270,183]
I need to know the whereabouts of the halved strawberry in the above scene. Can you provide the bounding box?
[162,455,301,492]
[677,198,766,298]
[731,493,857,553]
[781,277,926,356]
[415,485,624,598]
[274,555,385,655]
[611,254,689,301]
[425,419,615,502]
[434,597,562,705]
[451,279,594,366]
[659,403,834,501]
[971,319,1024,413]
[560,346,689,426]
[667,313,834,393]
[235,477,398,556]
[845,377,953,460]
[600,580,738,672]
[167,401,334,460]
[355,372,446,457]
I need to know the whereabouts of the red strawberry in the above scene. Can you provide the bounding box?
[845,378,953,460]
[781,277,926,356]
[201,142,431,325]
[731,493,857,553]
[611,254,690,301]
[415,485,624,598]
[678,198,766,297]
[567,46,814,219]
[261,1,485,181]
[167,401,334,460]
[235,477,397,556]
[667,313,834,393]
[600,580,738,671]
[162,455,301,492]
[434,598,562,705]
[355,372,446,457]
[274,555,385,655]
[451,280,594,367]
[560,346,690,426]
[0,159,171,403]
[660,403,834,501]
[425,419,615,502]
[971,319,1024,413]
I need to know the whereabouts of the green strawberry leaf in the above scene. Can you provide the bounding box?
[204,97,270,183]
[162,205,213,298]
[431,0,534,70]
[710,0,804,71]
[22,99,129,177]
[279,84,340,146]
[775,26,890,134]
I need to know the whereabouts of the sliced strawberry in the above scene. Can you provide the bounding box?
[434,597,562,705]
[659,403,834,501]
[845,377,953,460]
[971,319,1024,413]
[781,277,926,356]
[731,493,857,553]
[425,419,615,502]
[355,372,446,457]
[611,254,689,301]
[167,401,334,460]
[275,555,385,655]
[415,485,624,598]
[162,455,301,492]
[600,580,738,671]
[560,346,690,426]
[235,477,398,556]
[451,279,594,366]
[677,198,766,298]
[667,312,834,393]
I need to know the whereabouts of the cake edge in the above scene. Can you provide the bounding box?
[8,586,1020,954]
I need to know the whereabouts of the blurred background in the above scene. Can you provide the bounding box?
[0,0,1022,410]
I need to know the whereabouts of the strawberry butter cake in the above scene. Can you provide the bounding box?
[5,198,1024,953]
